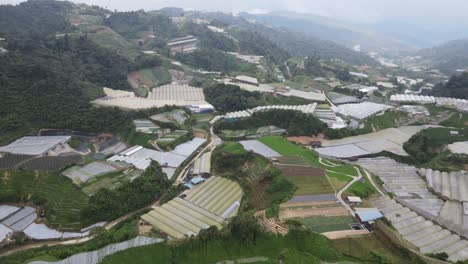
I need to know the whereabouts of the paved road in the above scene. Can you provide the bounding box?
[335,166,361,217]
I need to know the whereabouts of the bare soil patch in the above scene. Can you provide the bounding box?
[288,135,323,145]
[276,164,325,177]
[128,71,152,88]
[280,204,348,220]
[2,171,10,185]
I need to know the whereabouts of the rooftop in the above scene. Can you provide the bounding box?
[0,136,71,156]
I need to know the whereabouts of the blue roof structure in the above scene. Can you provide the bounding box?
[190,176,206,185]
[355,208,383,222]
[183,183,194,189]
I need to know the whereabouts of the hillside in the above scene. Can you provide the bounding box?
[187,11,378,66]
[432,72,468,99]
[239,11,415,56]
[417,39,468,73]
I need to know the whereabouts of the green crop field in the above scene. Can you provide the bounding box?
[223,142,247,155]
[345,173,376,199]
[326,172,353,191]
[0,170,89,230]
[286,175,334,195]
[332,234,409,263]
[81,171,133,196]
[259,136,359,178]
[295,215,357,233]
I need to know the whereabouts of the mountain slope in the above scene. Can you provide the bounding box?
[417,39,468,73]
[188,11,377,66]
[239,11,415,56]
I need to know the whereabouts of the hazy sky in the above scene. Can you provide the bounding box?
[4,0,468,24]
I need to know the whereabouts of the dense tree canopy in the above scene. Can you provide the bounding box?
[204,84,262,112]
[215,110,327,136]
[433,72,468,99]
[81,162,172,224]
[174,49,256,73]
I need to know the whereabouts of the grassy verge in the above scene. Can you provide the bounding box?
[326,172,353,191]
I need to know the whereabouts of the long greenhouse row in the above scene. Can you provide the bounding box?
[141,177,242,239]
[211,103,318,123]
[357,157,444,217]
[372,197,468,262]
[419,168,468,202]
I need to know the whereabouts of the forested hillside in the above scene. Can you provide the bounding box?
[0,1,144,142]
[189,11,377,66]
[239,11,414,56]
[417,39,468,73]
[432,72,468,99]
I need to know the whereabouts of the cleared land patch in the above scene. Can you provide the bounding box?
[293,215,357,233]
[276,164,325,177]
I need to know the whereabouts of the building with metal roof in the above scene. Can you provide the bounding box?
[0,136,71,156]
[234,75,259,86]
[355,208,383,223]
[280,89,326,102]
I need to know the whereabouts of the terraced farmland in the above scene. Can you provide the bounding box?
[141,177,242,239]
[0,170,89,230]
[81,170,143,196]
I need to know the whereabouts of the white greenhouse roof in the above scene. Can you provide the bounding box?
[336,102,392,120]
[239,140,281,158]
[0,136,70,155]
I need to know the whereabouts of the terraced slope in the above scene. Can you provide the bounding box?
[141,177,242,239]
[372,197,468,262]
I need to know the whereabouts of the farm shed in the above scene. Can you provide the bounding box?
[354,208,383,223]
[234,75,259,86]
[347,196,362,204]
[0,136,71,156]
